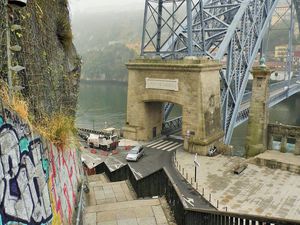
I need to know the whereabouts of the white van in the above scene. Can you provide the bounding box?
[87,128,119,150]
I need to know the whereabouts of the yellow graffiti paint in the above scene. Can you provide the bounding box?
[48,179,63,225]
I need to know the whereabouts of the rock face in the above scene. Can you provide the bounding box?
[0,2,83,224]
[0,0,81,117]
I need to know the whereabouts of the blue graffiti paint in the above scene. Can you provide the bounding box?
[0,123,53,224]
[7,222,26,225]
[9,178,21,199]
[19,136,29,153]
[42,158,49,181]
[0,116,3,126]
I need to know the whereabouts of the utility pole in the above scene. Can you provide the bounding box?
[194,153,200,182]
[5,0,13,102]
[4,0,27,102]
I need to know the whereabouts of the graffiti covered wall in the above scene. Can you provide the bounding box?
[0,106,82,225]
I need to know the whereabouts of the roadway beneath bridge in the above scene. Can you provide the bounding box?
[81,137,216,210]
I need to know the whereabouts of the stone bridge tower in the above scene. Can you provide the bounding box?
[122,57,224,155]
[245,65,271,158]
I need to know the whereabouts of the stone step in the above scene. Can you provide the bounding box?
[84,199,169,225]
[87,173,109,183]
[86,180,136,206]
[85,199,161,213]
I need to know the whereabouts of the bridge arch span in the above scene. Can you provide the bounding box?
[123,58,224,155]
[142,95,184,107]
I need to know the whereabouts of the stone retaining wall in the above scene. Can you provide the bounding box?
[0,104,83,225]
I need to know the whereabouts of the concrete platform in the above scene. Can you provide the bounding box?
[118,139,141,147]
[253,150,300,174]
[88,174,110,183]
[175,148,300,221]
[85,199,169,225]
[86,180,136,206]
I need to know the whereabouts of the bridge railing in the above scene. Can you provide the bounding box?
[235,108,250,127]
[241,79,292,104]
[94,161,299,225]
[162,79,300,132]
[162,116,183,135]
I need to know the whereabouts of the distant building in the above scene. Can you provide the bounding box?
[274,45,288,62]
[293,50,300,66]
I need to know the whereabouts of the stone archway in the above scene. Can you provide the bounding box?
[122,57,224,155]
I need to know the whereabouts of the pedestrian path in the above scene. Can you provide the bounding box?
[175,148,300,221]
[146,139,183,152]
[84,173,171,225]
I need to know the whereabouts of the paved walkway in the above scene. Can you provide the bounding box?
[84,174,171,225]
[175,149,300,220]
[81,137,215,209]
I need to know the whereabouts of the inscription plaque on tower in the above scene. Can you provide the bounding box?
[145,78,179,91]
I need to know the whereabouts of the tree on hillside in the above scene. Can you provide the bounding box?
[81,43,136,81]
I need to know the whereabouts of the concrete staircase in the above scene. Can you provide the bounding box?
[87,174,110,183]
[84,173,171,225]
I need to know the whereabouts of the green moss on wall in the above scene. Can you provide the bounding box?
[0,0,81,119]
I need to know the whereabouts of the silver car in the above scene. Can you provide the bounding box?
[126,145,145,161]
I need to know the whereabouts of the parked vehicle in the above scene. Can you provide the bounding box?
[87,127,119,150]
[126,145,145,162]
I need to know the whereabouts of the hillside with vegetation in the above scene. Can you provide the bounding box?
[71,0,300,82]
[72,10,142,82]
[81,44,136,81]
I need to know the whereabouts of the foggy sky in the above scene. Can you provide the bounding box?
[69,0,144,16]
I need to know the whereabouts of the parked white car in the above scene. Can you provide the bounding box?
[126,145,145,162]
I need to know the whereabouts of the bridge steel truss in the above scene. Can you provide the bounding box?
[140,0,298,144]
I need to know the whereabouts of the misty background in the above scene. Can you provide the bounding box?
[68,0,144,81]
[68,0,296,82]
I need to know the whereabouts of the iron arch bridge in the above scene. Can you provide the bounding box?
[141,0,300,144]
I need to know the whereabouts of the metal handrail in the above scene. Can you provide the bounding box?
[75,183,84,225]
[95,160,300,225]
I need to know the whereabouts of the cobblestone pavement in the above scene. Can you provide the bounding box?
[175,149,300,220]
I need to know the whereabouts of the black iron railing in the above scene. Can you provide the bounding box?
[94,162,300,225]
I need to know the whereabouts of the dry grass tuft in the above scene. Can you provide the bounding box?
[11,96,29,122]
[1,80,76,149]
[35,113,76,149]
[0,81,10,104]
[0,81,29,122]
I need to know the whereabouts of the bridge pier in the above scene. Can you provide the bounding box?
[122,57,224,155]
[245,66,271,158]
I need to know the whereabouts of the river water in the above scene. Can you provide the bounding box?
[76,81,300,154]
